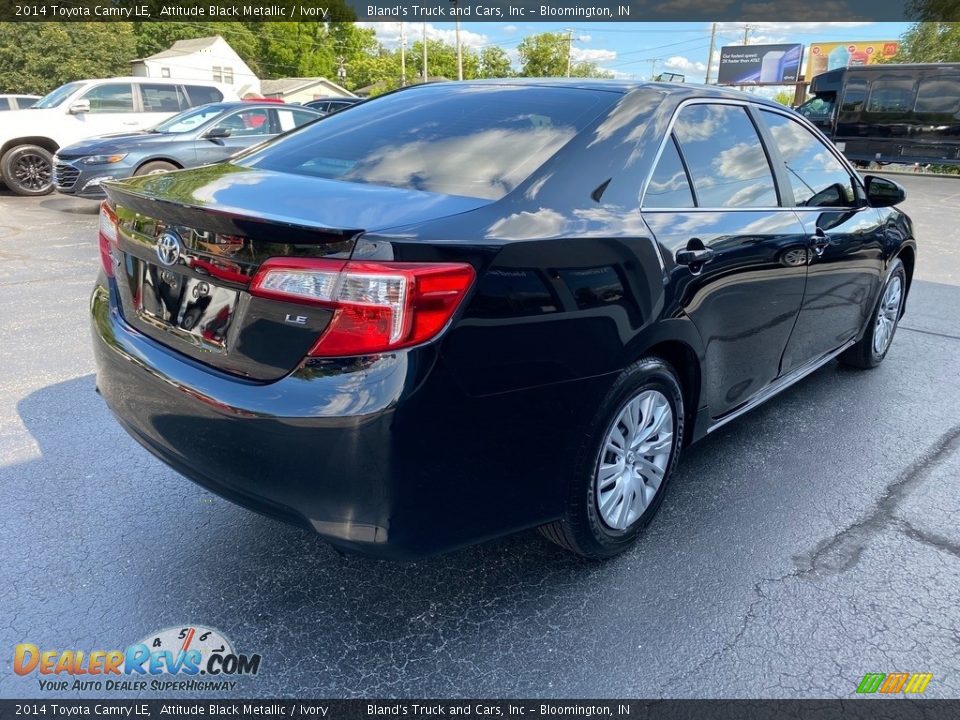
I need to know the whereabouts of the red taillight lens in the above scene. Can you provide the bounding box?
[250,258,476,357]
[98,201,119,278]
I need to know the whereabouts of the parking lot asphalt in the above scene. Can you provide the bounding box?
[1,175,959,699]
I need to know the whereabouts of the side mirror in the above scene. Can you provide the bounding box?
[68,100,90,114]
[204,127,231,140]
[863,175,906,207]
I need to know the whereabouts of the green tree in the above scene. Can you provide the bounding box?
[517,32,612,78]
[889,22,960,62]
[410,39,479,81]
[0,22,137,94]
[478,46,513,78]
[772,90,795,106]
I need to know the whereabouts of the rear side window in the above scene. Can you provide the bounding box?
[184,85,224,107]
[915,77,960,114]
[867,76,916,113]
[760,111,856,207]
[15,96,37,108]
[644,134,694,208]
[237,85,615,200]
[276,108,319,132]
[0,98,8,111]
[81,83,134,113]
[672,104,778,208]
[140,83,183,112]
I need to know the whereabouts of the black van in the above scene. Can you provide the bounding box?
[797,63,960,166]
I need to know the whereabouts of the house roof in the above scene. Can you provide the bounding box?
[144,36,224,61]
[261,77,355,98]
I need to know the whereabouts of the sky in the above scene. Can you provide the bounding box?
[360,21,912,84]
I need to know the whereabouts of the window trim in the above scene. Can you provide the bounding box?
[640,97,867,212]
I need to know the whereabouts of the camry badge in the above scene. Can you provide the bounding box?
[156,230,182,267]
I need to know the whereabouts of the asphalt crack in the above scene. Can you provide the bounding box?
[792,422,960,578]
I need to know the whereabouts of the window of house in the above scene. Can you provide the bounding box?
[212,66,223,83]
[223,67,234,85]
[161,67,171,78]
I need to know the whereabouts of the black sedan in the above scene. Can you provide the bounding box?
[91,80,916,560]
[54,102,322,199]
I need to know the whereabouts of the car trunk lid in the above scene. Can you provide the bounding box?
[102,164,485,381]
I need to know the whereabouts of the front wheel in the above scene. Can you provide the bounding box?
[134,160,178,176]
[539,357,685,559]
[839,258,906,369]
[1,144,54,196]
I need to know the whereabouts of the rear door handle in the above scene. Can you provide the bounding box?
[676,247,715,266]
[811,228,831,255]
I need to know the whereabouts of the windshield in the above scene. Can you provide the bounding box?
[799,96,835,117]
[32,82,85,109]
[236,85,614,200]
[153,104,227,133]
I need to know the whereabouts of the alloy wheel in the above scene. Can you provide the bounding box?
[873,275,903,355]
[13,152,51,192]
[596,389,674,531]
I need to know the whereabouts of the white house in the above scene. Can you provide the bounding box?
[131,36,260,97]
[260,78,356,104]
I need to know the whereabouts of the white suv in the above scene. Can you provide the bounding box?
[0,77,237,196]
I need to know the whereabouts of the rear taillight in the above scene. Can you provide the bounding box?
[98,201,119,278]
[250,258,476,357]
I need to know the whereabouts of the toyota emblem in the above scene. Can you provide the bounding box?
[156,230,182,267]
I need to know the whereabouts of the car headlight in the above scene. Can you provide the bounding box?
[81,153,127,165]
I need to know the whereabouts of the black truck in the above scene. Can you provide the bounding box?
[797,63,960,166]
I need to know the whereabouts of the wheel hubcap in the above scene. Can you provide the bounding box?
[873,275,903,355]
[14,153,51,191]
[596,389,674,531]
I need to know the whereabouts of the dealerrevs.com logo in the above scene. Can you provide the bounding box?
[14,625,262,693]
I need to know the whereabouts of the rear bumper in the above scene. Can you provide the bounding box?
[91,279,604,559]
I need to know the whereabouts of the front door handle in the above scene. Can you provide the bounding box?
[811,228,831,256]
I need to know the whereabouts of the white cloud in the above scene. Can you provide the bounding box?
[664,55,707,73]
[716,20,873,35]
[359,22,489,49]
[572,47,617,64]
[578,34,592,43]
[501,24,518,34]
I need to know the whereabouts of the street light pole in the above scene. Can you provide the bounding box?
[565,28,573,78]
[705,22,717,84]
[422,22,428,82]
[400,22,407,87]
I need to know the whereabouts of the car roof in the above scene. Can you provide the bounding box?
[399,78,787,110]
[0,93,40,98]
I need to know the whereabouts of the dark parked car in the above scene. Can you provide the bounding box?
[54,102,322,198]
[303,97,361,114]
[0,94,40,111]
[91,80,916,560]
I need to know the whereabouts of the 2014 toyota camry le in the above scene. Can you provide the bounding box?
[91,80,915,560]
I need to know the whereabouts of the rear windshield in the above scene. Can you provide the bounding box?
[236,84,615,200]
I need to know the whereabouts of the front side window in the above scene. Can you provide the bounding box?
[213,109,272,137]
[672,104,778,208]
[238,85,615,200]
[840,78,868,114]
[644,134,694,208]
[80,83,135,113]
[760,110,856,208]
[0,98,9,111]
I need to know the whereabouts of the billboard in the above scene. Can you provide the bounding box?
[805,41,900,79]
[717,44,803,85]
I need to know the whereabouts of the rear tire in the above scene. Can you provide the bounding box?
[134,161,178,176]
[839,258,906,369]
[539,357,685,559]
[1,144,54,196]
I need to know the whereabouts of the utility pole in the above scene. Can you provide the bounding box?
[400,22,407,87]
[449,0,463,81]
[648,58,657,81]
[565,28,574,77]
[422,22,428,82]
[705,22,717,84]
[743,24,751,44]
